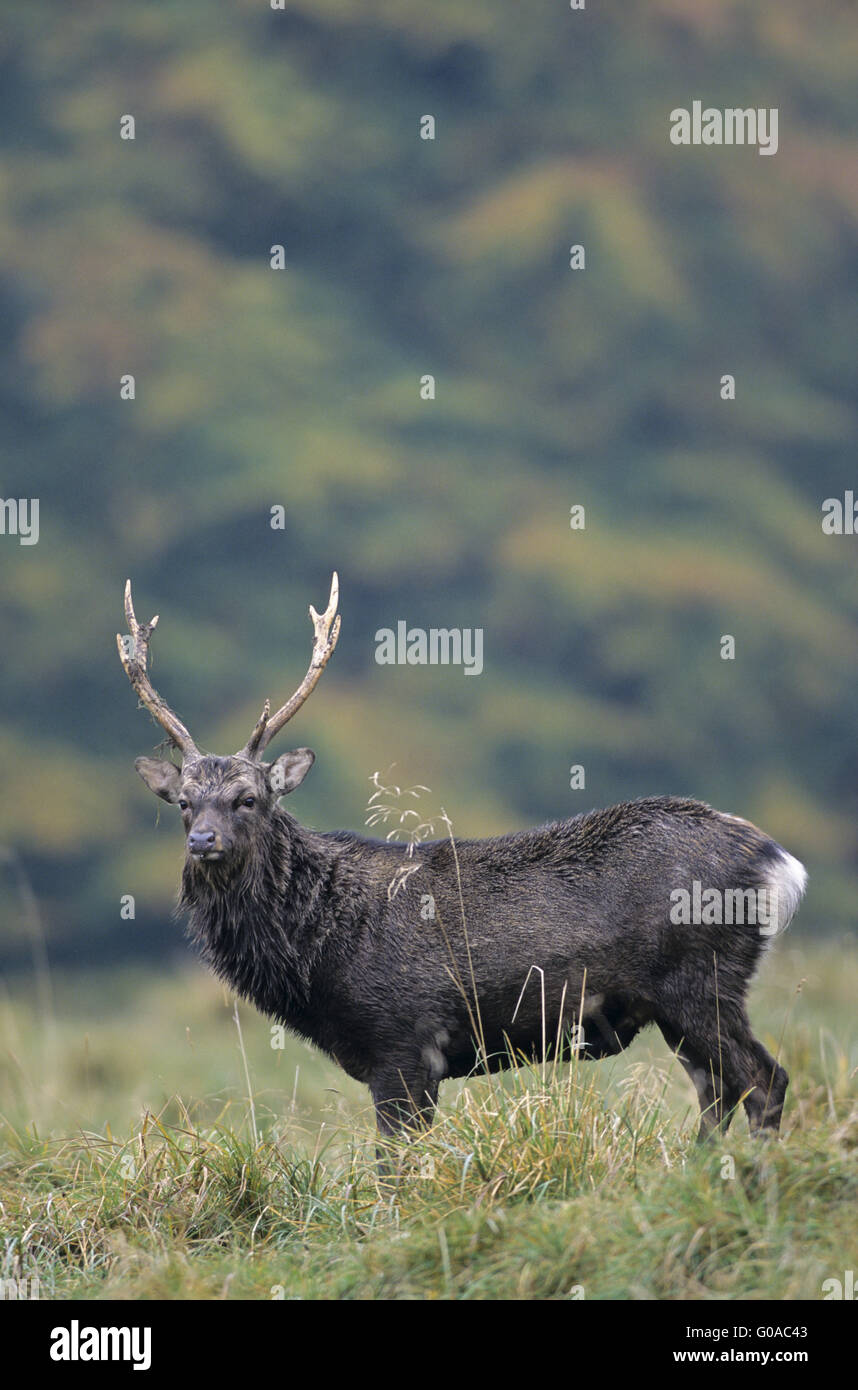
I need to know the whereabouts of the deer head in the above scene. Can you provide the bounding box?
[117,574,340,864]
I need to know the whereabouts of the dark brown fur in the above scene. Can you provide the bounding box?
[136,752,806,1142]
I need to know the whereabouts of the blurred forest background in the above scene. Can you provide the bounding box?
[1,0,857,978]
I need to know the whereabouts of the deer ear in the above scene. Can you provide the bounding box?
[268,748,315,796]
[135,757,183,803]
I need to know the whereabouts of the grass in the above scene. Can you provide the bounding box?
[0,937,856,1299]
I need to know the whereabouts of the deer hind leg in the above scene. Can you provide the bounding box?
[658,1021,744,1140]
[688,1014,788,1135]
[735,1035,788,1133]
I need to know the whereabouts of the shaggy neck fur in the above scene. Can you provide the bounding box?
[178,808,360,1027]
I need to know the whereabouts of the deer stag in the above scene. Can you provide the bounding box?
[119,576,806,1142]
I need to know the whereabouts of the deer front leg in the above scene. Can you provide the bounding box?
[370,1064,438,1169]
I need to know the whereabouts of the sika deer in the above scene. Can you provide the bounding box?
[118,576,806,1141]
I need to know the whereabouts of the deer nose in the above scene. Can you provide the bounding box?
[188,828,217,854]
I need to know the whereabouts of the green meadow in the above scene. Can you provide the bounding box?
[2,935,855,1300]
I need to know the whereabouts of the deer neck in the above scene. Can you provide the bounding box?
[178,810,345,1024]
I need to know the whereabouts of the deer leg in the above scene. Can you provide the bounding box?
[732,1034,788,1134]
[684,1014,788,1135]
[582,1007,640,1058]
[370,1066,438,1166]
[658,1021,743,1141]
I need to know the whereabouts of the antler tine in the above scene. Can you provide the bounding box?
[239,572,341,760]
[117,580,200,761]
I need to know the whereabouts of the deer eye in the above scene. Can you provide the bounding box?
[241,796,256,809]
[178,799,189,811]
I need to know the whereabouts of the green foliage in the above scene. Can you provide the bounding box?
[1,1,857,956]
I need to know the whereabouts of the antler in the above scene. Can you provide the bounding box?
[117,580,200,762]
[239,572,341,760]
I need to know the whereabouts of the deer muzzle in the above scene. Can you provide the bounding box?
[187,825,227,861]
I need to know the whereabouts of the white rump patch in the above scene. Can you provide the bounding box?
[765,849,808,937]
